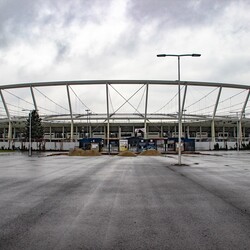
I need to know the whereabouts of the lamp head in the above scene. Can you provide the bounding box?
[192,54,201,57]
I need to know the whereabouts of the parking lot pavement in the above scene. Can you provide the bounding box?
[0,151,250,249]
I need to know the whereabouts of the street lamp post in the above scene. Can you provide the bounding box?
[157,53,201,165]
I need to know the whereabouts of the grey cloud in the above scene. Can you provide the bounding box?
[0,0,41,47]
[0,0,112,48]
[126,0,239,28]
[0,0,250,86]
[55,41,70,62]
[0,0,41,26]
[212,57,250,83]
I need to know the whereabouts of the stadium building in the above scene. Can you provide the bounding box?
[0,80,249,151]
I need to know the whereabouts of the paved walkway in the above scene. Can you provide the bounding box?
[0,152,250,249]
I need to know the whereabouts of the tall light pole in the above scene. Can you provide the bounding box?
[157,53,201,165]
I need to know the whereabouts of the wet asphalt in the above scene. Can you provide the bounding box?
[0,151,250,249]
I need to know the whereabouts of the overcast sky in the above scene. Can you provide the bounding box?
[0,0,250,86]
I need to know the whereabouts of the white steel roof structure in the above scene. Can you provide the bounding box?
[0,80,249,141]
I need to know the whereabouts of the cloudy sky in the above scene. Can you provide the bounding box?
[0,0,250,86]
[0,0,250,119]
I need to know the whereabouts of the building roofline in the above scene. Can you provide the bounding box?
[0,80,249,90]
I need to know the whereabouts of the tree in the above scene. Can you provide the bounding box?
[25,110,44,140]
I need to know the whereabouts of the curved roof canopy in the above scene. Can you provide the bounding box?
[0,80,249,124]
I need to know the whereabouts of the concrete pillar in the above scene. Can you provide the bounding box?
[66,85,74,141]
[89,125,92,138]
[118,126,121,139]
[187,125,190,138]
[211,120,216,143]
[49,125,52,142]
[13,127,16,139]
[144,83,149,139]
[199,126,202,141]
[239,120,242,146]
[3,128,6,141]
[62,126,65,139]
[8,122,12,140]
[106,83,110,152]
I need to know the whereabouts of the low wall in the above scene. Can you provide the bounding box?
[195,141,239,151]
[0,141,78,151]
[0,141,245,152]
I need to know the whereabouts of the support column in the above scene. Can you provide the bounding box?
[211,120,215,143]
[222,124,226,147]
[118,126,121,139]
[239,89,250,146]
[30,86,38,111]
[49,125,52,142]
[13,127,16,139]
[240,89,250,120]
[66,85,74,141]
[62,126,65,139]
[106,83,110,152]
[3,128,6,142]
[180,85,188,136]
[238,120,242,147]
[8,122,12,141]
[211,87,222,143]
[0,89,12,140]
[144,83,149,139]
[89,125,92,138]
[187,125,190,138]
[199,126,202,142]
